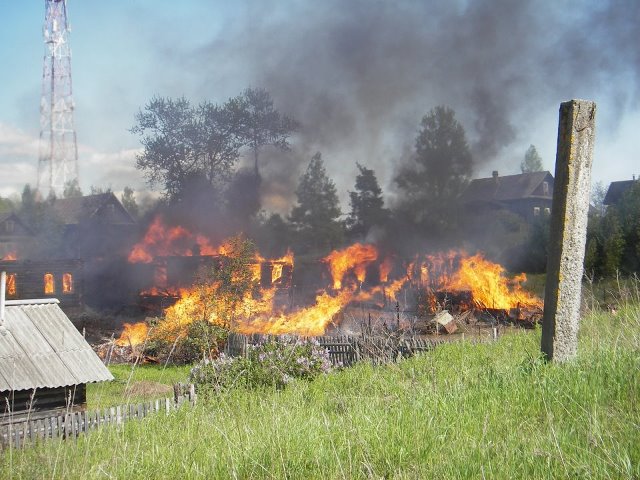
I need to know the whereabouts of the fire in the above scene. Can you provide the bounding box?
[271,250,294,284]
[116,322,150,347]
[323,243,378,289]
[236,288,354,336]
[122,227,542,345]
[443,253,542,310]
[128,216,225,263]
[379,256,393,283]
[6,273,16,296]
[44,273,55,294]
[1,252,17,261]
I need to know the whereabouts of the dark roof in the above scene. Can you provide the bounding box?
[51,193,135,225]
[603,180,637,205]
[461,171,553,203]
[0,299,113,391]
[0,212,33,237]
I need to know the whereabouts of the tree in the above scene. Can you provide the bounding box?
[521,145,544,173]
[616,181,640,272]
[63,179,82,198]
[121,186,139,218]
[395,106,472,232]
[289,153,343,252]
[346,163,388,238]
[240,88,298,177]
[131,95,245,202]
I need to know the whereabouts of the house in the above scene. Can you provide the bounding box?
[0,213,34,261]
[0,273,113,426]
[0,259,83,309]
[51,192,137,259]
[603,176,638,206]
[50,193,139,309]
[460,170,554,221]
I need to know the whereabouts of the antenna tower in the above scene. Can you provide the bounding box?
[37,0,79,197]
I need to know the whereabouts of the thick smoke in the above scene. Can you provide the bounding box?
[176,0,639,210]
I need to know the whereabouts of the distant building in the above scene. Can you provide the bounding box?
[461,170,554,221]
[0,213,34,260]
[0,294,113,426]
[51,192,137,259]
[603,176,639,206]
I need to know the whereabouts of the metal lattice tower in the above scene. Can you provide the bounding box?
[37,0,79,197]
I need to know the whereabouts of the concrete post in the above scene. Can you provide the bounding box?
[541,100,596,362]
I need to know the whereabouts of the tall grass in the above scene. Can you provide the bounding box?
[2,286,639,479]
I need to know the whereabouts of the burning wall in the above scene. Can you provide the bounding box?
[117,215,543,346]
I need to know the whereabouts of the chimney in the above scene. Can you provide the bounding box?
[492,170,499,182]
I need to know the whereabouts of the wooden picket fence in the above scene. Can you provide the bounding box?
[225,333,448,367]
[0,384,196,450]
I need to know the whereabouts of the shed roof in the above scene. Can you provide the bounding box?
[0,299,113,392]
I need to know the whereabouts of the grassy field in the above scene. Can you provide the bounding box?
[2,295,639,478]
[86,363,191,409]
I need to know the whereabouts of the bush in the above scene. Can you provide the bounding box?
[190,337,333,392]
[145,320,229,364]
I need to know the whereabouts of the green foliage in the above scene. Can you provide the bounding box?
[520,144,544,173]
[190,338,333,392]
[240,87,299,176]
[86,364,191,408]
[131,96,246,202]
[62,178,83,198]
[395,106,472,234]
[289,152,344,252]
[585,181,639,277]
[120,186,139,218]
[168,320,229,364]
[346,163,388,238]
[6,301,640,479]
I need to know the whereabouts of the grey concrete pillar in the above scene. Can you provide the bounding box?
[541,99,596,362]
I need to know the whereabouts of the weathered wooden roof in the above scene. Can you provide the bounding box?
[0,299,113,392]
[51,193,136,226]
[603,180,637,205]
[461,171,553,203]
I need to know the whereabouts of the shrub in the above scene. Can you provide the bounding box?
[190,337,333,392]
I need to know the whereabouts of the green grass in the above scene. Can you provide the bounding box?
[2,302,639,478]
[87,364,191,408]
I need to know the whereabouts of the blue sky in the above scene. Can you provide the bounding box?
[0,1,638,209]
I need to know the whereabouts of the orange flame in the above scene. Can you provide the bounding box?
[44,273,55,294]
[323,243,378,289]
[116,322,150,347]
[128,216,224,263]
[443,253,542,310]
[1,252,17,261]
[6,273,16,296]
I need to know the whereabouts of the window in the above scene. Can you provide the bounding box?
[6,273,16,297]
[533,207,540,216]
[542,181,549,196]
[4,220,14,233]
[62,273,73,294]
[544,207,551,215]
[44,273,55,294]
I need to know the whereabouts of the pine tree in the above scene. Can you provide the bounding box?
[346,163,387,238]
[289,153,343,252]
[521,145,544,173]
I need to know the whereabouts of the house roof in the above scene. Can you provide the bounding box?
[603,180,637,205]
[0,299,113,392]
[51,193,136,226]
[0,212,33,236]
[461,171,553,203]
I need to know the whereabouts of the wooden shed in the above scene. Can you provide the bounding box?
[0,272,113,425]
